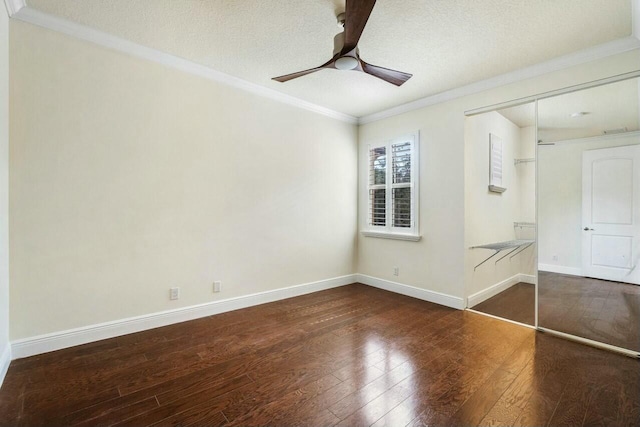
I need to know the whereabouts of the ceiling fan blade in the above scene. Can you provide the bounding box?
[342,0,377,54]
[361,61,412,86]
[272,67,325,82]
[272,54,340,82]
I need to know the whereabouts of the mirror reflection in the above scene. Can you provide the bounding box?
[538,77,640,352]
[466,102,536,326]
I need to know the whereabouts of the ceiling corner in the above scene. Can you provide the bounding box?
[4,0,25,17]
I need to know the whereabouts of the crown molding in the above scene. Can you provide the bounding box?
[6,1,640,126]
[3,0,24,17]
[9,6,358,125]
[359,36,640,125]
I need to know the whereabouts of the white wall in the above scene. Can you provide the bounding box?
[358,100,466,298]
[9,22,358,340]
[538,133,640,272]
[357,49,640,304]
[0,4,10,380]
[518,126,536,225]
[464,113,535,298]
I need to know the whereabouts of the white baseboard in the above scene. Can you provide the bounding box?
[519,274,537,285]
[0,344,11,388]
[356,274,465,310]
[10,273,468,360]
[538,264,583,276]
[11,274,357,359]
[467,273,535,308]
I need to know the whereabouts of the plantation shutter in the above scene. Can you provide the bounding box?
[489,133,506,192]
[368,146,386,226]
[365,133,419,238]
[391,141,412,228]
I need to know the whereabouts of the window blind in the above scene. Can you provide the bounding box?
[391,142,412,228]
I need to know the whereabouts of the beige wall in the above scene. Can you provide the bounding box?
[0,6,9,360]
[357,49,640,304]
[464,112,535,297]
[539,134,640,271]
[358,99,467,297]
[6,17,640,342]
[9,22,358,340]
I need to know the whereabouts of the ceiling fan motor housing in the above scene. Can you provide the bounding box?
[333,31,346,56]
[333,30,359,70]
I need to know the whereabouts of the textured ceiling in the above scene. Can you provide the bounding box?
[538,77,639,142]
[26,0,633,118]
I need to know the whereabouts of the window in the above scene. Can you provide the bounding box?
[363,133,420,241]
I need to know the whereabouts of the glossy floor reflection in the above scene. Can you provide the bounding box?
[539,271,640,352]
[0,283,638,426]
[472,282,535,325]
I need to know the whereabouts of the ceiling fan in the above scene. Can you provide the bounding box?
[272,0,412,87]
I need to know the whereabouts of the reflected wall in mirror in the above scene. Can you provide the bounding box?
[465,102,536,326]
[538,76,640,352]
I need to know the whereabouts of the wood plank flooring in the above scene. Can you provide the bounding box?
[0,283,638,426]
[472,282,535,325]
[539,271,640,352]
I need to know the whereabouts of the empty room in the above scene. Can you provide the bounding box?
[0,0,639,426]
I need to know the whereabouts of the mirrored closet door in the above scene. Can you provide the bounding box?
[538,76,640,353]
[465,102,537,326]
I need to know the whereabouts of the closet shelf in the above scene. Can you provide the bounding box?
[514,222,536,229]
[514,158,535,165]
[470,239,535,271]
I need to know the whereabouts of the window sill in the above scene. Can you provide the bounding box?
[361,230,422,242]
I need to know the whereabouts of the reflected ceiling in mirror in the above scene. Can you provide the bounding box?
[538,77,639,143]
[497,102,536,128]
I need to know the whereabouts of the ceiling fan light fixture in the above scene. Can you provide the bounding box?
[335,56,359,70]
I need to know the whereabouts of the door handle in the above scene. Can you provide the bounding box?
[583,227,595,231]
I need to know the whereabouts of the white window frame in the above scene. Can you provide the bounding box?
[362,132,420,241]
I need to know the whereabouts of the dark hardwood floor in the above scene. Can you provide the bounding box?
[472,282,535,325]
[0,283,638,426]
[539,271,640,352]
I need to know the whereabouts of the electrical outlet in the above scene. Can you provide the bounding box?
[393,267,399,276]
[213,281,222,293]
[170,287,180,300]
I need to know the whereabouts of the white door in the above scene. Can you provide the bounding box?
[582,144,640,284]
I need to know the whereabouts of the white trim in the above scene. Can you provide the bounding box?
[0,344,11,388]
[535,100,540,328]
[538,327,640,359]
[10,274,356,359]
[467,273,535,308]
[359,37,640,124]
[7,4,639,125]
[538,263,583,276]
[365,132,420,237]
[519,274,536,285]
[466,308,536,330]
[360,230,421,241]
[356,274,465,310]
[466,70,640,117]
[9,7,357,125]
[538,130,640,146]
[3,0,24,17]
